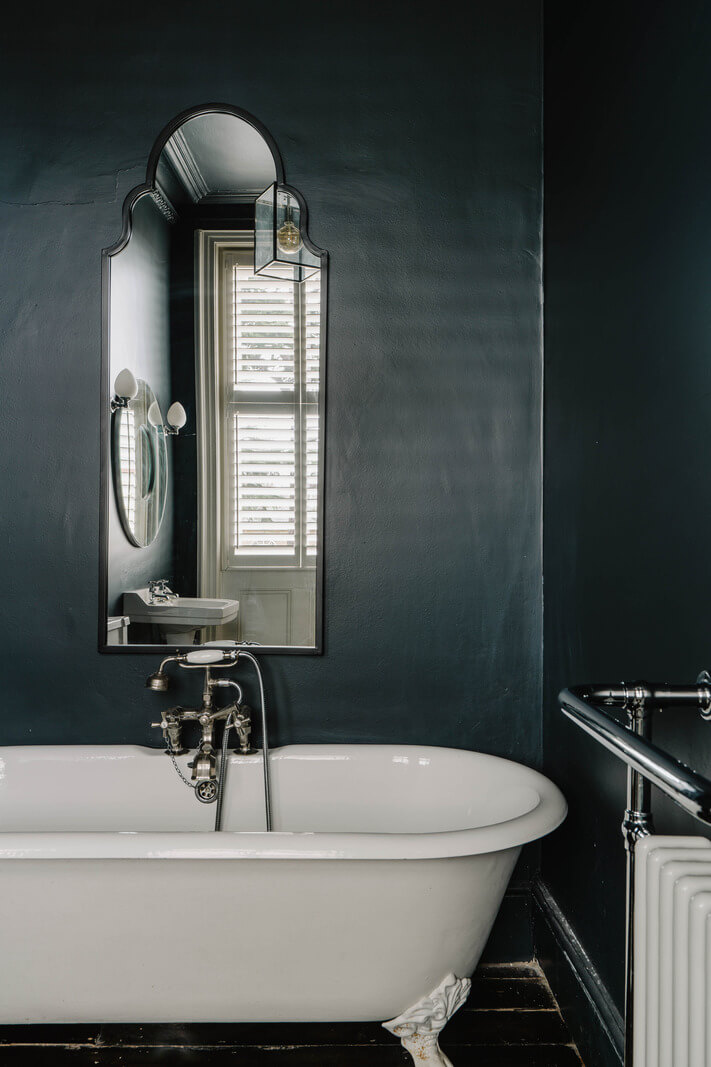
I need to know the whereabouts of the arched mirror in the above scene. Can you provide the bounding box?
[100,105,328,653]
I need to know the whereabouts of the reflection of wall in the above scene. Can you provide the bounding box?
[107,194,174,616]
[169,206,254,599]
[1,2,542,961]
[543,0,711,1052]
[169,218,199,597]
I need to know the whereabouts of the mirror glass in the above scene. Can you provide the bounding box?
[112,379,168,547]
[102,108,326,652]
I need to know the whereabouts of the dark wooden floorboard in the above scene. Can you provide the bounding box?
[0,1047,583,1064]
[0,1047,583,1065]
[477,963,542,979]
[0,962,584,1065]
[466,977,557,1010]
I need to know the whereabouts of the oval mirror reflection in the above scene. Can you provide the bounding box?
[112,379,167,548]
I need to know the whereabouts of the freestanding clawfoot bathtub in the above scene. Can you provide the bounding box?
[0,743,566,1064]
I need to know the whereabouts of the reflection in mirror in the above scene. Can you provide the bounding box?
[101,107,327,653]
[112,379,167,547]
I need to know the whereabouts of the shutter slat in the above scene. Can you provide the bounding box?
[305,411,319,556]
[304,274,321,395]
[232,412,297,553]
[233,265,295,393]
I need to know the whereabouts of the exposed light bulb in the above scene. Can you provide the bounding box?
[276,216,302,255]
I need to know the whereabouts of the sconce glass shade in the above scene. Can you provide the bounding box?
[147,400,162,428]
[254,183,321,282]
[113,368,138,403]
[166,402,187,431]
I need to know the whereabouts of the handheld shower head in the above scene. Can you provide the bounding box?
[145,656,182,691]
[146,669,170,691]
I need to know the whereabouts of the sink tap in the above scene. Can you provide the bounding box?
[148,579,178,604]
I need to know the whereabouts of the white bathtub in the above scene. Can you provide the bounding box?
[0,743,565,1032]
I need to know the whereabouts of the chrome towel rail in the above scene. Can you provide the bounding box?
[559,677,711,1067]
[559,686,711,824]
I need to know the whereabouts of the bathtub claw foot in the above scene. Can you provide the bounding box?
[383,973,470,1066]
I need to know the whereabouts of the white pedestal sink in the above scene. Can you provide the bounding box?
[122,589,239,644]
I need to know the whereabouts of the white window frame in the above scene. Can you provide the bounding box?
[196,231,319,590]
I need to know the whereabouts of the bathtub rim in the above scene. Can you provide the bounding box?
[0,743,566,860]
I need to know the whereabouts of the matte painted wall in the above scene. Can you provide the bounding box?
[543,0,711,1010]
[1,0,543,878]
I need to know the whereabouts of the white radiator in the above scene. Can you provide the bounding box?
[634,835,711,1067]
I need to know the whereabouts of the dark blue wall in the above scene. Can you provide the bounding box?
[543,0,711,1011]
[0,0,543,813]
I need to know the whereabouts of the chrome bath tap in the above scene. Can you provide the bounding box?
[145,648,272,830]
[148,650,252,788]
[151,685,253,771]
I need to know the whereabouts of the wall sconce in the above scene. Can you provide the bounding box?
[254,183,321,283]
[148,400,187,436]
[110,368,138,412]
[165,402,187,435]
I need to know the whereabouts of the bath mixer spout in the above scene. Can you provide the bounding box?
[190,744,217,782]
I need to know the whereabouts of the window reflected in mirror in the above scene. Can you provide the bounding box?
[197,236,321,647]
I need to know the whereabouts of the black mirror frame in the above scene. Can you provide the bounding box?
[99,103,328,656]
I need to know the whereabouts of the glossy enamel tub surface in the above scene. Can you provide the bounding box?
[0,744,566,1023]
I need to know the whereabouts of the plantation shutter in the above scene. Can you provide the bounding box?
[303,272,321,556]
[232,266,296,392]
[304,412,319,557]
[225,253,319,566]
[231,411,296,555]
[304,273,321,396]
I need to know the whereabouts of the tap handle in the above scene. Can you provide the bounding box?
[148,579,177,603]
[151,706,188,727]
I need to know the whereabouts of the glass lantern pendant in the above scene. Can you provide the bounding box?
[254,183,321,282]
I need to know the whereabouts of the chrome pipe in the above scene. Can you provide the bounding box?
[568,681,711,713]
[214,708,235,832]
[236,651,272,833]
[621,700,653,1067]
[559,688,711,823]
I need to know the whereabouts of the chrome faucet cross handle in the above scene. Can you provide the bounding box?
[150,707,189,753]
[148,579,177,603]
[232,706,253,754]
